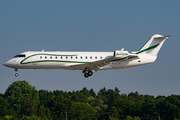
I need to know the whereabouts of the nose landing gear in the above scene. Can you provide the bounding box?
[82,68,93,78]
[15,73,19,77]
[15,68,19,77]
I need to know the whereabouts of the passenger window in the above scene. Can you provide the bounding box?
[40,56,42,59]
[71,56,73,59]
[66,56,68,59]
[90,57,92,59]
[81,57,82,59]
[45,56,47,59]
[61,56,63,59]
[55,56,57,59]
[95,57,97,59]
[100,57,102,59]
[86,57,87,59]
[76,57,78,59]
[50,56,52,59]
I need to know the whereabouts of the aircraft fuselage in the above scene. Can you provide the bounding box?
[4,51,156,70]
[3,34,172,78]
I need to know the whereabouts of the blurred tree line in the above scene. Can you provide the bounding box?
[0,80,180,120]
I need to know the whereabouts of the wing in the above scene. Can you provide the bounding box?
[68,54,138,71]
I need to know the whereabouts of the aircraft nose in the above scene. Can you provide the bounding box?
[3,61,10,67]
[3,60,16,68]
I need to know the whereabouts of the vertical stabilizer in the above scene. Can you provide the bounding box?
[136,34,172,56]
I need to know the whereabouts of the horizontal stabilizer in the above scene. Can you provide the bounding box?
[154,35,174,39]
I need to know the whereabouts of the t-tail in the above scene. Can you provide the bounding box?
[136,34,173,56]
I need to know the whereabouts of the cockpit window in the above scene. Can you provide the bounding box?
[13,54,26,58]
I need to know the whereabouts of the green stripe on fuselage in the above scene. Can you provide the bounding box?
[21,60,89,64]
[20,53,87,64]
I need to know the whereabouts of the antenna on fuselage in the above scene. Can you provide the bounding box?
[42,49,44,52]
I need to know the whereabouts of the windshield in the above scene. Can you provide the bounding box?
[13,54,26,58]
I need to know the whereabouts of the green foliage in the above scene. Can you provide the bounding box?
[110,117,118,120]
[38,105,46,119]
[125,116,133,120]
[124,116,140,120]
[31,115,39,120]
[98,87,107,104]
[142,96,158,117]
[24,116,31,120]
[156,95,180,120]
[71,92,88,103]
[4,81,39,117]
[70,102,96,120]
[45,107,51,120]
[89,88,96,97]
[134,116,140,120]
[10,117,18,120]
[9,108,17,119]
[2,81,180,120]
[41,116,48,120]
[80,87,91,97]
[23,115,39,120]
[114,98,136,115]
[4,115,12,120]
[0,93,3,97]
[38,90,51,107]
[48,93,70,120]
[0,96,9,116]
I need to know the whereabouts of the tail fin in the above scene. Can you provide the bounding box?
[136,34,173,56]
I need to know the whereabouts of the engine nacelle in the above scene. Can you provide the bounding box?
[113,50,129,58]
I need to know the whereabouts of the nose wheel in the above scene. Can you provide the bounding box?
[15,68,19,77]
[82,68,93,78]
[15,73,19,77]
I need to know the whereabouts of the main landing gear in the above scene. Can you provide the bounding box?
[82,68,93,78]
[15,68,19,77]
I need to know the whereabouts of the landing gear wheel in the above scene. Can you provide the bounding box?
[82,68,94,78]
[14,68,18,77]
[88,71,93,76]
[84,73,89,78]
[82,70,86,73]
[15,73,19,77]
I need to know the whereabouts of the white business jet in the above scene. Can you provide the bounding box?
[3,34,172,78]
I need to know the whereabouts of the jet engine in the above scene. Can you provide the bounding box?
[113,48,129,58]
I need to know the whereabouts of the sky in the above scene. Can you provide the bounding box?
[0,1,180,97]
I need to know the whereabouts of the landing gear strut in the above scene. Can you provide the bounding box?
[82,68,93,78]
[15,68,19,77]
